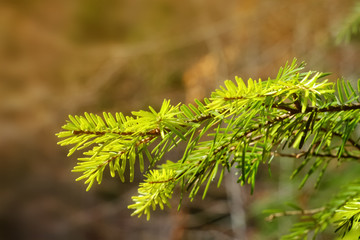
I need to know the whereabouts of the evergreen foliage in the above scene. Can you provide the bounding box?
[57,59,360,239]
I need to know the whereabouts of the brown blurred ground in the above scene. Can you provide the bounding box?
[0,1,359,239]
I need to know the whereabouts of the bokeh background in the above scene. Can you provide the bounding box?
[1,0,360,239]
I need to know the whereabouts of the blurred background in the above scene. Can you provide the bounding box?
[1,0,360,239]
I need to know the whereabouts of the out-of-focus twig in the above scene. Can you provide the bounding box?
[265,207,325,222]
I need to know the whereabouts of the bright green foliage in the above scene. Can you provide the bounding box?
[128,169,177,221]
[57,59,360,239]
[335,197,360,238]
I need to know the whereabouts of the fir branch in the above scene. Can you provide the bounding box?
[57,58,360,239]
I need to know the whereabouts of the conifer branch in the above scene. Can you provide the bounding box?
[57,58,360,239]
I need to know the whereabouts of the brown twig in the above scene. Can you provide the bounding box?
[265,207,325,222]
[73,128,161,137]
[275,151,360,160]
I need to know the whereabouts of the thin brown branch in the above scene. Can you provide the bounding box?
[275,151,360,160]
[73,128,161,137]
[307,103,360,113]
[273,103,299,114]
[148,178,176,184]
[265,207,325,222]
